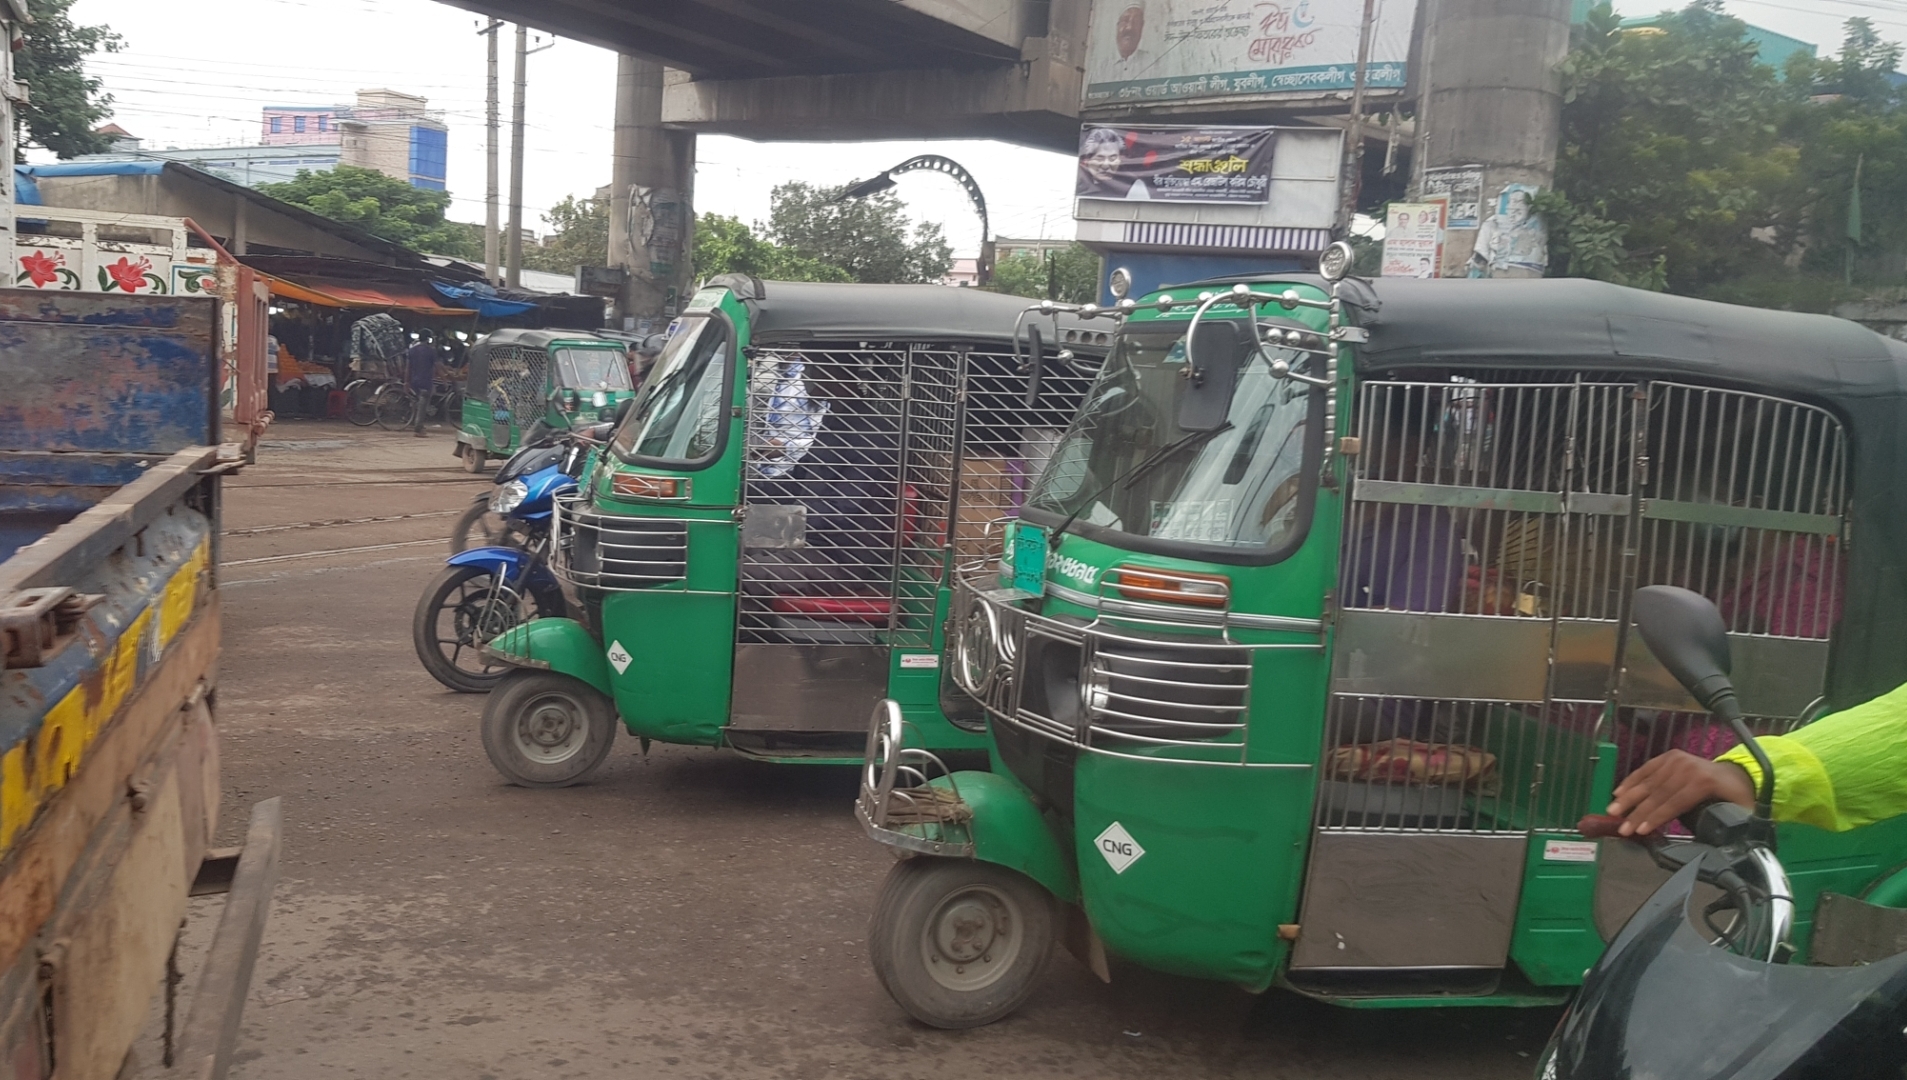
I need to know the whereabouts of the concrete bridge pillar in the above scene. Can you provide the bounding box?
[609,55,696,334]
[1413,0,1571,279]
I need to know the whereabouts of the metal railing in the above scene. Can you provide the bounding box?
[1325,376,1848,834]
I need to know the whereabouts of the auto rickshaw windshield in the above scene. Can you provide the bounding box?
[609,315,730,466]
[554,346,633,391]
[1023,323,1321,557]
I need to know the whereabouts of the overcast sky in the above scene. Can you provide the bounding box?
[61,0,1891,258]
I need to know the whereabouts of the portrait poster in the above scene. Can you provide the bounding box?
[1076,125,1277,204]
[1380,201,1445,279]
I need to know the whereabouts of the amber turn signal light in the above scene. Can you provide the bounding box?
[1111,566,1230,608]
[612,473,687,500]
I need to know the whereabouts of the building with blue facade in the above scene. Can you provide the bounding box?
[75,89,447,192]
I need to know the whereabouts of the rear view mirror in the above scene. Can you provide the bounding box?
[1632,585,1735,714]
[613,397,635,425]
[1023,325,1045,408]
[1178,321,1245,432]
[1632,584,1778,819]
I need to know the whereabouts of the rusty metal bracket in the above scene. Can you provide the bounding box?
[1,588,101,669]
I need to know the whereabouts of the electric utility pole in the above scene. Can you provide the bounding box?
[505,27,553,288]
[506,24,528,288]
[480,18,502,285]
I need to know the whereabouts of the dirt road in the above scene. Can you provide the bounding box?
[184,420,1556,1079]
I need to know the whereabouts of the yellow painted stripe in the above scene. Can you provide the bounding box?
[0,542,208,854]
[158,540,208,650]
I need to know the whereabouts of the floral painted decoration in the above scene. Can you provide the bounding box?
[17,249,79,289]
[99,254,168,294]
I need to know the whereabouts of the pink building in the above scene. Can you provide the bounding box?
[260,106,342,146]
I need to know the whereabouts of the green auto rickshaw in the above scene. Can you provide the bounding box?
[476,277,1108,782]
[854,246,1907,1027]
[456,328,635,472]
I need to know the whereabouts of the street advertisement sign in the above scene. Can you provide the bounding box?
[1380,200,1446,278]
[1077,125,1278,203]
[1083,0,1415,108]
[1423,165,1484,230]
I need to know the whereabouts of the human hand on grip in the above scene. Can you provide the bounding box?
[1606,750,1756,837]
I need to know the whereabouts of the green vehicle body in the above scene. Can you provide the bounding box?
[485,277,1106,761]
[858,266,1907,1011]
[456,328,635,460]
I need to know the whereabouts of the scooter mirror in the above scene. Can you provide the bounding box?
[1633,585,1778,819]
[1022,325,1045,409]
[1178,320,1245,432]
[1632,585,1734,715]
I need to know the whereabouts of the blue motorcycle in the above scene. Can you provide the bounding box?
[412,424,601,692]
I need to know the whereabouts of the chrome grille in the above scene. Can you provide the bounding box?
[950,577,1318,766]
[551,492,688,589]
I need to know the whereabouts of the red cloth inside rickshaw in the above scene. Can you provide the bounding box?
[767,594,892,623]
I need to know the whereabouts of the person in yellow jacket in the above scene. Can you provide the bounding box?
[1607,680,1907,836]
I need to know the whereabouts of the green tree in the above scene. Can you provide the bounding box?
[1550,2,1802,293]
[766,182,953,284]
[1782,20,1907,285]
[692,213,850,283]
[983,244,1101,303]
[258,166,480,257]
[14,0,123,159]
[523,194,608,273]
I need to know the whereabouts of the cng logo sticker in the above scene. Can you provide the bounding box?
[1094,821,1145,874]
[606,640,632,674]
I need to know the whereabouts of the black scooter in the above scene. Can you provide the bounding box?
[1537,586,1907,1080]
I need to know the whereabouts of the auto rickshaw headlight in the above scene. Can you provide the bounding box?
[1110,566,1230,608]
[491,480,529,514]
[611,472,687,500]
[592,390,609,408]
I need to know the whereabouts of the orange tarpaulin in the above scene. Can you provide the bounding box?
[265,275,470,316]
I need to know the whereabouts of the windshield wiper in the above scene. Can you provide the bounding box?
[1046,422,1234,550]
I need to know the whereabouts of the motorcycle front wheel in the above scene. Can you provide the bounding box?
[448,499,536,553]
[411,564,559,693]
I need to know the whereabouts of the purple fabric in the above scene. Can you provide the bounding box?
[405,342,436,391]
[1347,506,1465,612]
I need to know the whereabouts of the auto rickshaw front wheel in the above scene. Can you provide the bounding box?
[480,671,618,787]
[868,857,1056,1029]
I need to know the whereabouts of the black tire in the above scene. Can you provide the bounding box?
[345,379,381,426]
[411,564,557,693]
[868,857,1056,1029]
[375,384,418,431]
[461,443,487,474]
[448,499,535,553]
[440,388,464,423]
[480,671,618,787]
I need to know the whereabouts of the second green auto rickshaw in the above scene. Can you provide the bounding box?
[855,247,1907,1026]
[455,328,636,471]
[476,278,1107,782]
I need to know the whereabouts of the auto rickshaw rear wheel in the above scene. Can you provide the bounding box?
[461,444,487,474]
[480,671,618,787]
[868,857,1056,1029]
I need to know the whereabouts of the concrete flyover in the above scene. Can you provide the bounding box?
[430,0,1087,150]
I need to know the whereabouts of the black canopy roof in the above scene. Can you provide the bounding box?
[720,278,1104,346]
[1342,276,1907,405]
